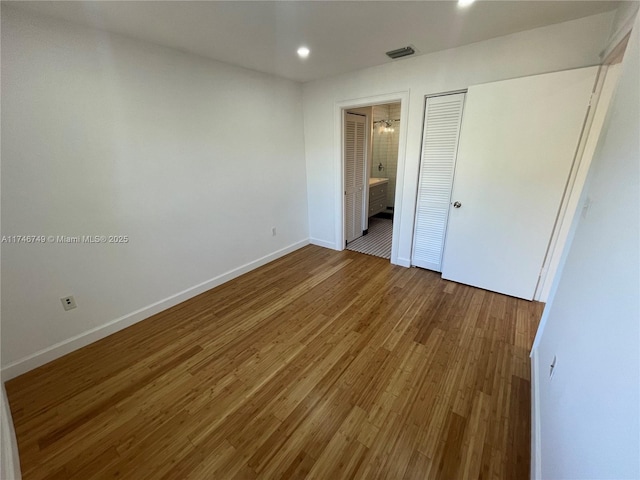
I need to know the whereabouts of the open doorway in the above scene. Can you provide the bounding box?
[344,102,400,260]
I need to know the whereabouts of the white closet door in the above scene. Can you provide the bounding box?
[345,113,366,244]
[441,67,598,300]
[411,93,466,271]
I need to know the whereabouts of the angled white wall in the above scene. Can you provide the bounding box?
[1,7,309,376]
[533,14,639,479]
[302,12,614,267]
[1,385,21,479]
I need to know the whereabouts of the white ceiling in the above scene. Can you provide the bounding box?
[8,1,621,82]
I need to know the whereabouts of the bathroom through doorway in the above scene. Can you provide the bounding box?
[344,102,400,260]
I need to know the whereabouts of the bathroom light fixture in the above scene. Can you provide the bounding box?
[458,0,476,7]
[374,119,398,133]
[297,46,310,58]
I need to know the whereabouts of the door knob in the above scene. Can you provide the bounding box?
[453,201,462,208]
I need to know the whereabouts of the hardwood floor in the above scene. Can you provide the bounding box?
[6,245,543,479]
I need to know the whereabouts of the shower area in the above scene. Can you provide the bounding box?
[371,103,400,217]
[346,102,400,259]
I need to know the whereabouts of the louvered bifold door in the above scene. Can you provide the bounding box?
[411,93,466,271]
[345,113,367,244]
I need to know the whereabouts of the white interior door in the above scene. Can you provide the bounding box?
[441,67,598,300]
[345,113,367,244]
[412,92,466,271]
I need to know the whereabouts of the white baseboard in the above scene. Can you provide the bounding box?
[530,348,542,480]
[1,239,309,381]
[394,256,411,268]
[309,237,336,250]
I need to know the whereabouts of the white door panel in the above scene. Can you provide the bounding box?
[441,67,598,300]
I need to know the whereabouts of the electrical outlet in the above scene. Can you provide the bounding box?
[549,355,557,379]
[271,227,277,236]
[60,296,77,311]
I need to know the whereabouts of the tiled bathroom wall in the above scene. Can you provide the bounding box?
[371,103,400,210]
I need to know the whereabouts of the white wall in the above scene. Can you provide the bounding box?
[1,385,21,479]
[302,12,614,265]
[533,14,639,480]
[0,7,309,376]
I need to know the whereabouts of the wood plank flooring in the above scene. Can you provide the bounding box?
[5,245,543,479]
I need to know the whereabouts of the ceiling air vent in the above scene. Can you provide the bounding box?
[386,46,415,59]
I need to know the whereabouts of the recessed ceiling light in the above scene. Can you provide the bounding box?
[297,46,310,58]
[458,0,476,7]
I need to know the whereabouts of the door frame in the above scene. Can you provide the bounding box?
[534,64,620,301]
[334,91,409,264]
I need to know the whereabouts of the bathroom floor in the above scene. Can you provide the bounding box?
[346,215,393,259]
